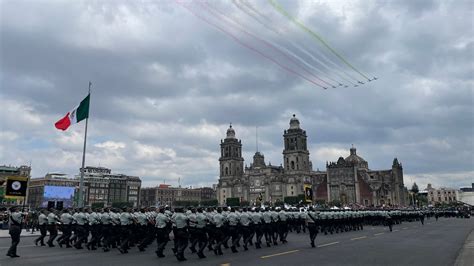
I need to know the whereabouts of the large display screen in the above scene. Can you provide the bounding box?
[41,186,75,208]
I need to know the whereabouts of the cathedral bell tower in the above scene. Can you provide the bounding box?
[217,124,245,204]
[283,115,311,173]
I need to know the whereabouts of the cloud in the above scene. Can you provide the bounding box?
[0,0,472,190]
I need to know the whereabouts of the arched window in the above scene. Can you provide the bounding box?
[225,167,229,175]
[291,161,295,170]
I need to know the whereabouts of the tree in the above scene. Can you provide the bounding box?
[111,201,133,209]
[284,194,305,205]
[91,202,104,209]
[173,200,199,207]
[226,197,240,207]
[240,200,250,207]
[200,199,218,207]
[410,182,419,207]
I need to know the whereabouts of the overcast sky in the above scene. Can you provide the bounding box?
[1,0,472,190]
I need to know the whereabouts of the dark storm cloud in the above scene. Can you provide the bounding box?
[1,0,472,189]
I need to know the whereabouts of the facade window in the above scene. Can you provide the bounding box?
[291,161,295,170]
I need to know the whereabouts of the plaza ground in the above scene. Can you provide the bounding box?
[0,217,472,266]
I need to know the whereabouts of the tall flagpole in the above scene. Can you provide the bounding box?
[78,81,91,208]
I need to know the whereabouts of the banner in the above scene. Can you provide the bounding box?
[304,184,313,203]
[5,176,28,198]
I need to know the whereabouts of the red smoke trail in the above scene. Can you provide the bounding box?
[175,1,327,89]
[201,1,334,88]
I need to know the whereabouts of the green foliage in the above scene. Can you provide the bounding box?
[240,200,250,207]
[226,197,240,207]
[173,200,199,207]
[111,201,133,209]
[274,200,284,207]
[284,194,305,205]
[91,202,104,209]
[200,199,218,207]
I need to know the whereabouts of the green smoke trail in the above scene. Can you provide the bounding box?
[268,0,370,81]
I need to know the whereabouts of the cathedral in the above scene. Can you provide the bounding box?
[216,115,407,207]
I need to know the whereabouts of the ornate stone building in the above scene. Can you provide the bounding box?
[217,115,406,207]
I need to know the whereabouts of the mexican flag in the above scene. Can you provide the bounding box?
[55,94,90,131]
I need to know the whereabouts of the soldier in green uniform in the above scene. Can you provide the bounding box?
[172,207,189,261]
[35,209,48,246]
[305,207,319,248]
[6,206,22,258]
[155,207,170,258]
[195,207,208,258]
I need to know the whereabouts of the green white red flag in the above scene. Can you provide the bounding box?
[55,94,90,131]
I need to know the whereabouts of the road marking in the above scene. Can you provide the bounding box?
[221,263,231,266]
[427,223,431,225]
[402,227,408,230]
[261,250,299,259]
[0,244,36,249]
[317,241,339,248]
[374,233,385,236]
[393,230,400,232]
[351,236,367,241]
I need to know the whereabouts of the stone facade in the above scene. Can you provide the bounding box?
[140,184,216,207]
[425,184,458,205]
[77,166,142,207]
[217,115,406,207]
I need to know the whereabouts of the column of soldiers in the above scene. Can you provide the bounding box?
[27,206,467,261]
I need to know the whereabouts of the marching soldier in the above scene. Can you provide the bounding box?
[227,208,240,253]
[212,207,225,255]
[136,208,149,251]
[278,208,288,243]
[58,209,73,248]
[239,208,251,250]
[305,207,319,248]
[262,208,273,247]
[35,209,48,246]
[155,207,170,258]
[47,208,60,247]
[73,208,88,249]
[6,206,23,258]
[187,208,198,253]
[100,208,112,252]
[195,207,208,258]
[251,208,264,249]
[172,207,189,261]
[86,208,100,250]
[118,207,134,254]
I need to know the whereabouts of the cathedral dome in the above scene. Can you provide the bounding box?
[289,114,300,129]
[226,124,236,139]
[345,146,368,168]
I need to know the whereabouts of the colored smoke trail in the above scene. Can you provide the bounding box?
[201,1,334,88]
[235,0,357,86]
[175,1,327,89]
[268,0,371,81]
